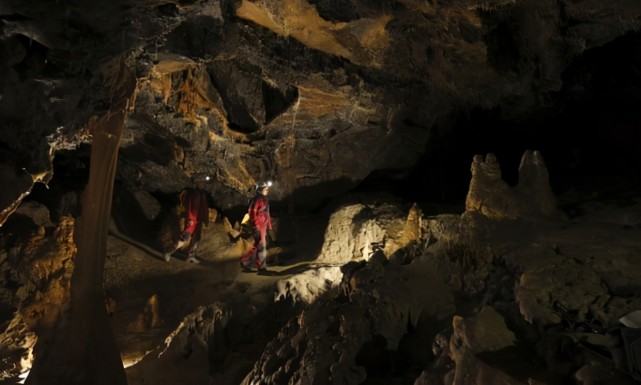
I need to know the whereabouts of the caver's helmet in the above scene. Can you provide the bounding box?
[255,180,272,191]
[192,174,212,184]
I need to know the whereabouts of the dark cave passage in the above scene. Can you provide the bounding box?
[25,146,91,222]
[355,31,641,207]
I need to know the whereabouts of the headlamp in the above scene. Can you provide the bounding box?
[256,180,273,190]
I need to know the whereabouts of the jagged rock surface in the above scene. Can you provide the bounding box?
[2,0,641,215]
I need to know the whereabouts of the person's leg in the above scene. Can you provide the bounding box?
[165,218,195,261]
[185,241,200,263]
[240,229,260,268]
[256,227,267,270]
[165,236,188,261]
[184,223,202,263]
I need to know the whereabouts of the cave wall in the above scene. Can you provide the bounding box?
[1,0,641,220]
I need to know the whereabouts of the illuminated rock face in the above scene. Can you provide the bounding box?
[317,199,428,264]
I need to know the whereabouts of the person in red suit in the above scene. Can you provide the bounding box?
[240,181,272,273]
[164,176,210,263]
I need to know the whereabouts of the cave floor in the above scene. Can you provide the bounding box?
[104,220,316,369]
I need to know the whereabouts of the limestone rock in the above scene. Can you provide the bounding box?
[447,306,521,385]
[1,0,641,219]
[515,150,559,218]
[318,200,423,264]
[465,153,516,220]
[274,266,342,304]
[14,202,54,228]
[132,191,162,221]
[0,313,36,382]
[126,303,231,384]
[243,259,423,385]
[0,0,641,383]
[451,306,515,355]
[465,151,563,221]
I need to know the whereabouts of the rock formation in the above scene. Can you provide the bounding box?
[1,145,640,384]
[2,0,640,215]
[465,150,563,221]
[1,0,641,384]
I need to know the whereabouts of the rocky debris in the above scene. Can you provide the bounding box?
[176,211,249,262]
[13,202,55,229]
[318,202,389,263]
[511,245,607,325]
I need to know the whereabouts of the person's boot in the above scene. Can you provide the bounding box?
[164,252,171,262]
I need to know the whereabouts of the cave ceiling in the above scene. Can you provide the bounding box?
[1,0,641,220]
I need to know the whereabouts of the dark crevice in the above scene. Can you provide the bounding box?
[25,145,90,222]
[163,16,225,58]
[262,83,298,125]
[11,34,50,81]
[307,0,360,23]
[207,63,261,134]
